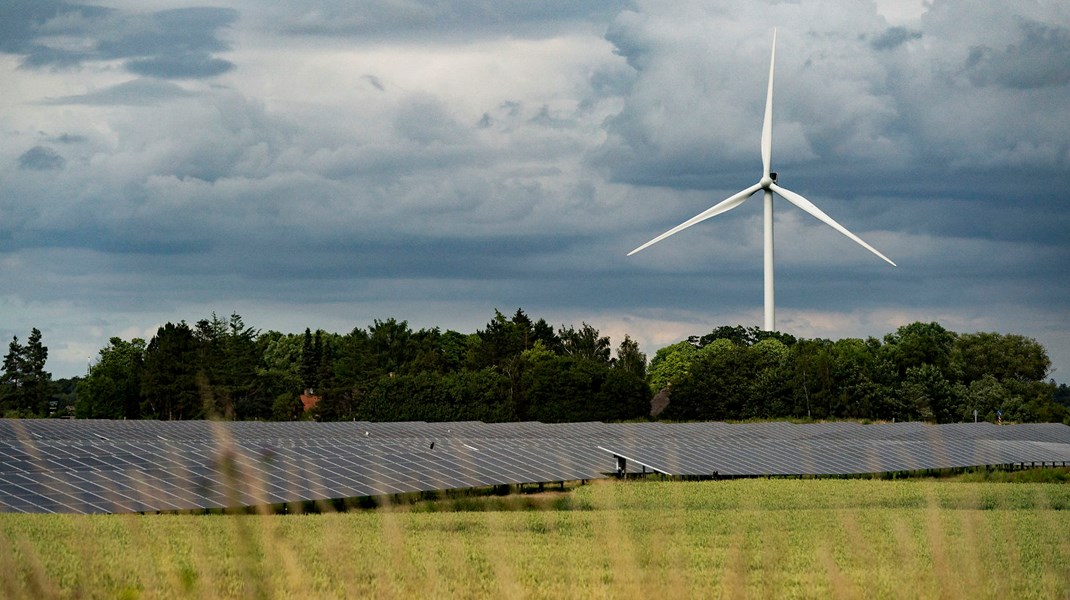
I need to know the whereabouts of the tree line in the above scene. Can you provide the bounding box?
[3,312,1069,424]
[72,310,649,423]
[650,323,1067,424]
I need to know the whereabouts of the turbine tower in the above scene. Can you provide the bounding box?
[628,28,895,331]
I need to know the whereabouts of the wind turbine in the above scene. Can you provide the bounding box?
[628,29,896,332]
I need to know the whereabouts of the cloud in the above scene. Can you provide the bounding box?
[392,95,473,144]
[362,74,385,92]
[95,7,237,79]
[1,0,1069,383]
[279,0,632,38]
[17,146,65,170]
[0,0,111,55]
[870,26,922,51]
[1,4,236,79]
[41,79,195,105]
[963,21,1070,89]
[126,53,233,79]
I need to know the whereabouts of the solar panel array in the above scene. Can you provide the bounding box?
[1,419,1068,514]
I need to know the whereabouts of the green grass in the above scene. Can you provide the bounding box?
[2,479,1069,599]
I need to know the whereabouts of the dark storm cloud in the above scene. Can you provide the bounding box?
[964,21,1070,89]
[17,146,65,170]
[1,3,236,79]
[0,0,110,55]
[870,26,922,51]
[96,7,238,78]
[41,79,195,105]
[125,54,233,79]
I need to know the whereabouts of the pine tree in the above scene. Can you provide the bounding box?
[300,328,318,392]
[0,330,51,416]
[23,328,51,415]
[1,336,26,413]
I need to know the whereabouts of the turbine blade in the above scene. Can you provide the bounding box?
[628,183,763,256]
[770,183,897,267]
[761,28,776,180]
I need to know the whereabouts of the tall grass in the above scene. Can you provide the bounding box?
[2,479,1069,598]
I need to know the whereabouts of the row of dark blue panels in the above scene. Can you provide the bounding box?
[602,439,1070,476]
[0,438,613,478]
[3,420,1069,444]
[7,435,1068,513]
[3,420,1069,514]
[0,440,607,513]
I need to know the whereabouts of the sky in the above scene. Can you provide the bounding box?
[1,0,1069,382]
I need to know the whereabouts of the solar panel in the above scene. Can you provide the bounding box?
[2,419,1069,513]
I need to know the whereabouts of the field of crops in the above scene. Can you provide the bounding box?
[2,478,1069,599]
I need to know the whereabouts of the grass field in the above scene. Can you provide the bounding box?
[2,478,1070,599]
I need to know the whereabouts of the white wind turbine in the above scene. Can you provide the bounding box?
[628,29,896,331]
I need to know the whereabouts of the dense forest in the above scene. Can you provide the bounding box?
[2,310,1068,424]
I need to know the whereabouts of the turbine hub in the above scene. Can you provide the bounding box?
[760,175,773,189]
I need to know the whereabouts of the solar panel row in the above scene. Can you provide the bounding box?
[1,419,1068,514]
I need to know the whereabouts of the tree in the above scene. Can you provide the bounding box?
[696,325,796,348]
[142,322,200,420]
[963,375,1010,422]
[368,319,415,375]
[194,313,262,419]
[827,338,897,420]
[954,332,1050,384]
[614,335,647,381]
[300,328,318,391]
[647,340,699,393]
[438,330,470,373]
[663,339,755,421]
[257,330,305,417]
[466,309,554,416]
[0,336,26,415]
[884,322,956,376]
[1,329,51,416]
[558,323,611,363]
[467,309,537,370]
[80,338,145,419]
[23,328,51,416]
[900,364,959,422]
[522,356,646,422]
[786,339,834,419]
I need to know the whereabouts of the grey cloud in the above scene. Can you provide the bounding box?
[95,7,237,78]
[530,106,574,129]
[41,79,194,105]
[500,101,522,117]
[18,146,65,170]
[126,53,233,79]
[281,0,632,38]
[589,63,635,97]
[52,133,87,144]
[362,74,386,92]
[393,96,472,144]
[870,26,921,51]
[3,4,236,79]
[964,21,1070,89]
[0,0,110,55]
[18,44,96,69]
